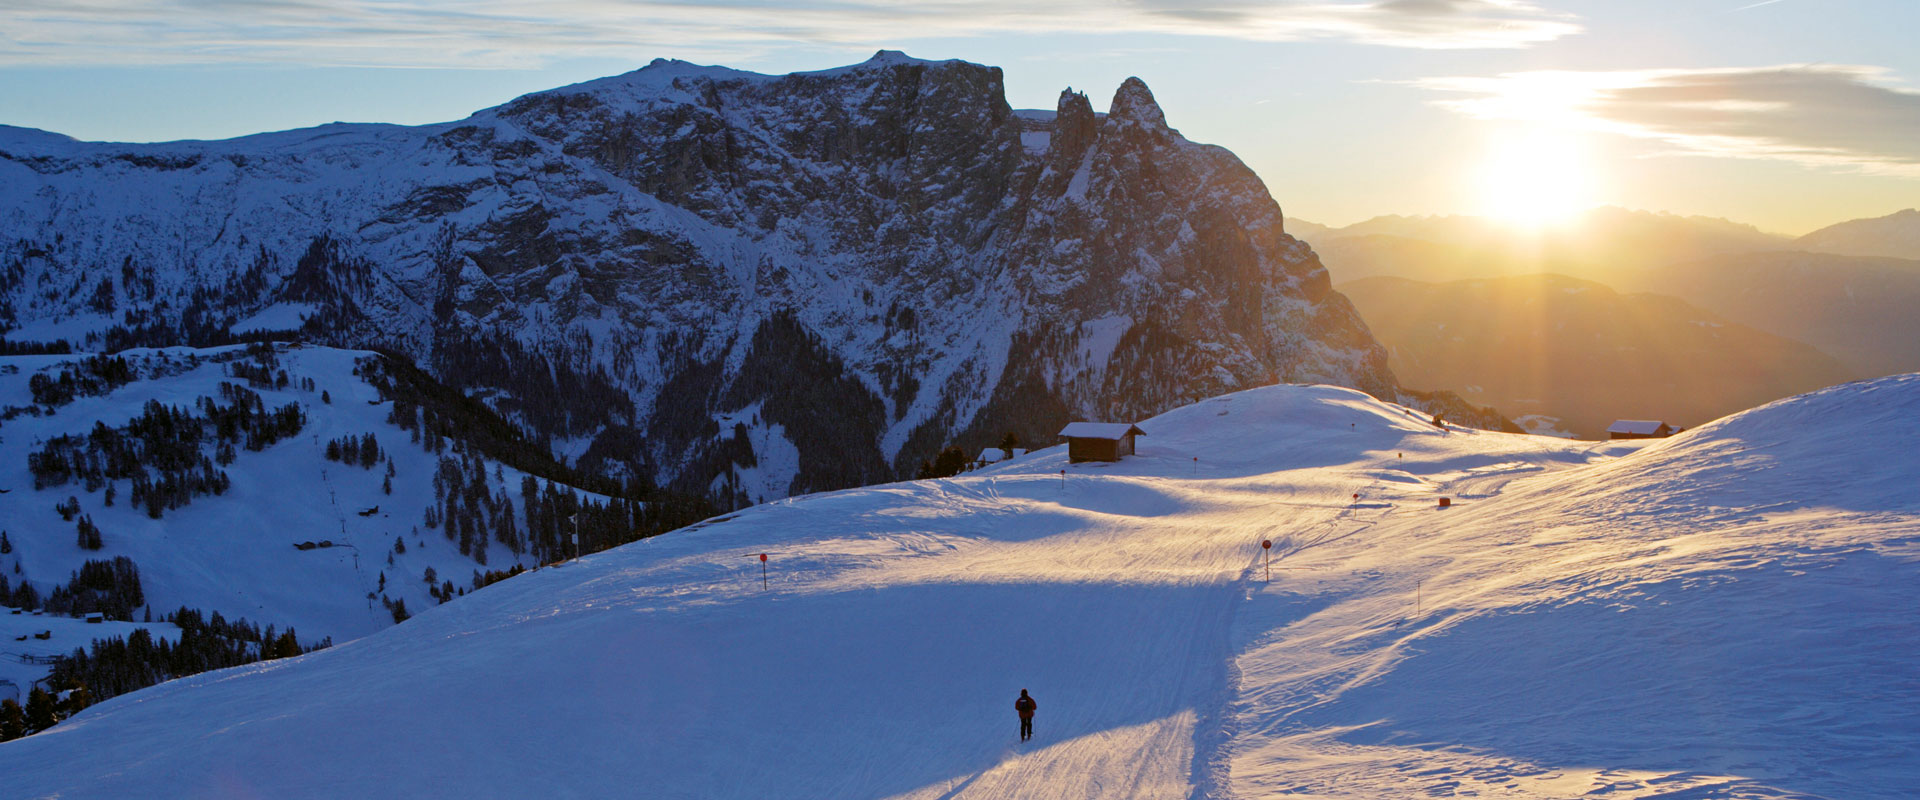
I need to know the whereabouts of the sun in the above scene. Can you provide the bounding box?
[1474,130,1595,229]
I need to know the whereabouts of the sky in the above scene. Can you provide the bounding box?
[1,0,1915,234]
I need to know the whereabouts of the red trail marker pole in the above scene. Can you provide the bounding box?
[759,553,768,591]
[1261,539,1272,583]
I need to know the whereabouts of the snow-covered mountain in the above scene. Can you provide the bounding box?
[4,376,1913,797]
[1794,208,1920,260]
[0,51,1398,504]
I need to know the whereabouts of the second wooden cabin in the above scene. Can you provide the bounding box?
[1058,422,1146,462]
[1607,419,1678,440]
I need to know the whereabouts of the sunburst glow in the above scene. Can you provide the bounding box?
[1475,131,1595,229]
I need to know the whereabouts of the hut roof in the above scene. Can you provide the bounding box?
[1058,422,1146,440]
[1607,420,1669,435]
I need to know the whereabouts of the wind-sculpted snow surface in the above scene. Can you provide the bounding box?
[4,379,1913,798]
[0,51,1395,502]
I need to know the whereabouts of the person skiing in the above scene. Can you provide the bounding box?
[1014,689,1037,741]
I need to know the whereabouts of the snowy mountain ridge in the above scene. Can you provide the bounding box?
[0,51,1401,504]
[3,375,1914,797]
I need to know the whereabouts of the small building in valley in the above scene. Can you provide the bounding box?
[1059,422,1146,462]
[1607,420,1677,440]
[975,447,1028,469]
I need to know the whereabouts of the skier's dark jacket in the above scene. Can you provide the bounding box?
[1015,694,1037,719]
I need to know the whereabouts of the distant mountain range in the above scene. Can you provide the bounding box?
[1793,208,1920,261]
[1340,273,1856,439]
[1303,206,1920,385]
[1299,207,1789,283]
[1623,250,1920,379]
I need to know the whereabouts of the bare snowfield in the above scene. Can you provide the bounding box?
[2,378,1915,798]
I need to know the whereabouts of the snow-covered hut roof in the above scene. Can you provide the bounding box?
[1607,420,1670,435]
[1058,422,1146,440]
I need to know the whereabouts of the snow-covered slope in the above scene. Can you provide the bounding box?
[0,611,179,704]
[4,376,1911,797]
[0,344,592,648]
[0,52,1397,501]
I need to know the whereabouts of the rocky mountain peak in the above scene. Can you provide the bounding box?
[0,54,1407,505]
[1107,76,1167,129]
[865,49,917,65]
[1050,88,1098,165]
[1056,87,1094,121]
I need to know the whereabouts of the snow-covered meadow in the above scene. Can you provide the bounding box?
[2,377,1914,798]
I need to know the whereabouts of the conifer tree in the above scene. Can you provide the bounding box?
[0,698,24,741]
[61,684,92,717]
[25,687,56,733]
[75,515,104,550]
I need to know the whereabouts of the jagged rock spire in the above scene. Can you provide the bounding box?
[1052,88,1097,166]
[1107,77,1166,129]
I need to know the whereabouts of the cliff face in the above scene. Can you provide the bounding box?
[0,51,1396,503]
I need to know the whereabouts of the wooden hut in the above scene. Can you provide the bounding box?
[1058,422,1145,462]
[974,447,1027,469]
[1607,420,1676,440]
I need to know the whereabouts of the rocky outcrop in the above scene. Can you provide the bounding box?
[0,51,1398,504]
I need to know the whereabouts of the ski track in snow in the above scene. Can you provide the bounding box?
[1,379,1916,798]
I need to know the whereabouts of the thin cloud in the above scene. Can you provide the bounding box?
[1416,64,1920,177]
[0,1,1581,68]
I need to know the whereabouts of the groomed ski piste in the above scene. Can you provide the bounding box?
[3,378,1917,798]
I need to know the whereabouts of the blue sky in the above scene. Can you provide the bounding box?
[2,0,1915,233]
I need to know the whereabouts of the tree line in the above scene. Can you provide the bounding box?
[0,556,144,620]
[25,354,135,406]
[26,386,304,518]
[0,605,333,742]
